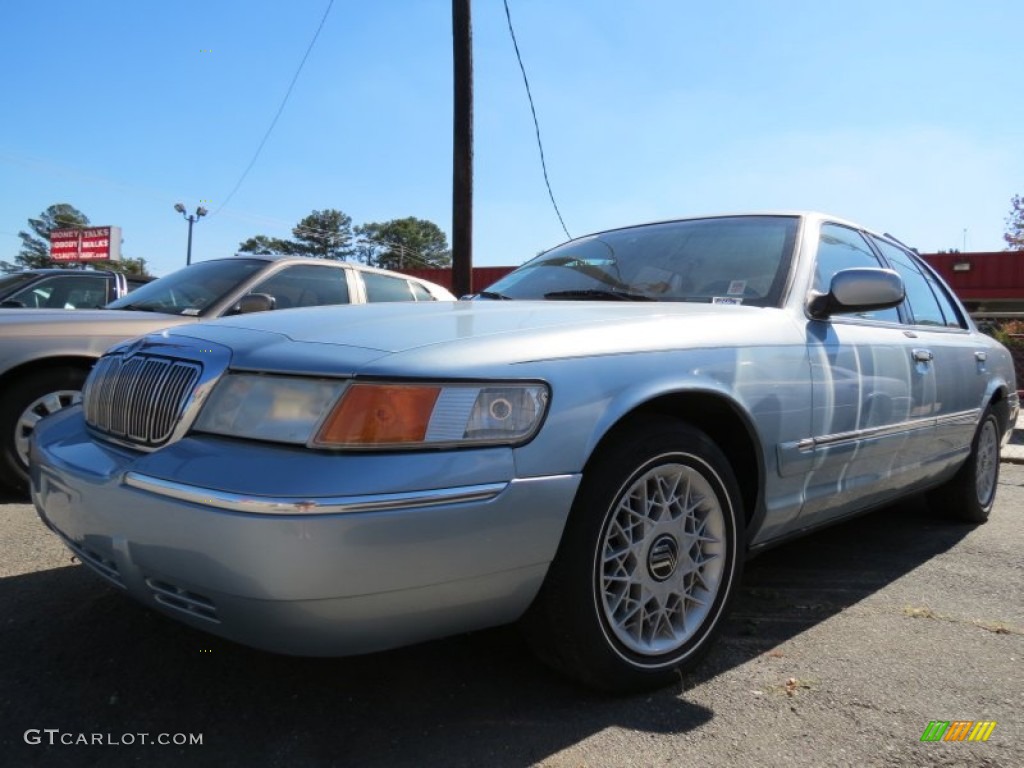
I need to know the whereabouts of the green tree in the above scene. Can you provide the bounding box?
[291,209,354,260]
[355,217,452,270]
[237,209,355,260]
[1005,194,1024,250]
[2,204,150,276]
[11,203,90,269]
[238,235,295,256]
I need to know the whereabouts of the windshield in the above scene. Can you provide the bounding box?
[105,259,266,315]
[483,215,799,307]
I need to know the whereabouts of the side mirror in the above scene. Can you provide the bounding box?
[0,299,26,308]
[808,268,904,319]
[230,293,276,315]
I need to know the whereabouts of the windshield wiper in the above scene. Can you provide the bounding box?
[543,289,655,302]
[474,290,514,300]
[105,303,170,313]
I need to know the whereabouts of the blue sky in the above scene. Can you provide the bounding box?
[1,1,1021,277]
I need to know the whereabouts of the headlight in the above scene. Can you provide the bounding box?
[194,374,346,444]
[193,375,549,449]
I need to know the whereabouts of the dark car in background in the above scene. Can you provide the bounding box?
[0,268,151,309]
[0,255,454,493]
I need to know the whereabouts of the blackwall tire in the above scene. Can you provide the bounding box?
[928,408,1001,524]
[522,417,745,692]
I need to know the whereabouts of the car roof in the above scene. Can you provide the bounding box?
[221,254,430,273]
[6,268,118,277]
[200,255,455,298]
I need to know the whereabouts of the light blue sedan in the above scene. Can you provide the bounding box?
[31,213,1019,692]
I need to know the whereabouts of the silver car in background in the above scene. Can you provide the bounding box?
[0,256,453,493]
[31,213,1018,692]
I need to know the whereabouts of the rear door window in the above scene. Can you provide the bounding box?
[409,281,434,301]
[871,238,962,328]
[363,273,416,302]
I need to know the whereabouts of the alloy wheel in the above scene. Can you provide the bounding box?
[15,390,82,468]
[597,461,726,656]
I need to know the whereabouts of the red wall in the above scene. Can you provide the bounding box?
[922,251,1024,300]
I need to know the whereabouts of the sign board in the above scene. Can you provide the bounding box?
[49,229,82,261]
[49,226,122,262]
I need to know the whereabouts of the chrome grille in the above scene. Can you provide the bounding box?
[84,354,202,447]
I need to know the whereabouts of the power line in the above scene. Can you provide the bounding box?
[213,0,335,216]
[502,0,571,240]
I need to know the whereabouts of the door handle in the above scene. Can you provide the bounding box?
[912,348,933,363]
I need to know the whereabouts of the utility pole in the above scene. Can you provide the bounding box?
[451,0,473,297]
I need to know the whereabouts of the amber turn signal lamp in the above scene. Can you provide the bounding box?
[316,384,442,445]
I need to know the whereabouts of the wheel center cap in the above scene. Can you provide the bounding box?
[647,534,680,582]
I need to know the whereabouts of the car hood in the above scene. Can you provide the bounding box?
[163,301,804,376]
[0,308,193,337]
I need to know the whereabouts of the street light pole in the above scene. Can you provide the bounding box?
[174,203,208,266]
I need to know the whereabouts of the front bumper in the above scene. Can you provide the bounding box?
[31,408,580,656]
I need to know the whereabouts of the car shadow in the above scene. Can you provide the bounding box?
[688,494,972,686]
[0,494,973,767]
[0,489,28,504]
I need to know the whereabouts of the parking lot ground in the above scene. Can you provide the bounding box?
[1,465,1022,768]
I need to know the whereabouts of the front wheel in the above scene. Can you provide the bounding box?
[0,368,87,494]
[928,407,1001,523]
[522,417,745,692]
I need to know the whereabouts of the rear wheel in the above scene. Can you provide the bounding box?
[928,407,1001,523]
[0,368,87,494]
[522,417,745,692]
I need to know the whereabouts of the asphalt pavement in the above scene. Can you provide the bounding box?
[1,462,1022,767]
